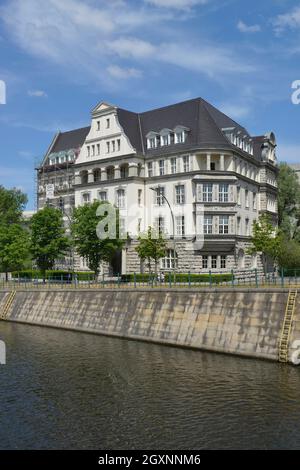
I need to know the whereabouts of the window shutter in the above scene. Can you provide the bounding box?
[213,216,219,234]
[197,184,202,202]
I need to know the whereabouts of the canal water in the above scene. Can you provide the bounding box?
[0,322,300,450]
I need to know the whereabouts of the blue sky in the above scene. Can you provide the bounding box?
[1,0,300,209]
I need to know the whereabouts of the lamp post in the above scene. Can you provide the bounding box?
[150,187,176,283]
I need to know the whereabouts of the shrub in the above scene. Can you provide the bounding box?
[11,270,95,281]
[121,272,233,284]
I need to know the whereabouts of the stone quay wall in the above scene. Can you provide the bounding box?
[0,288,297,363]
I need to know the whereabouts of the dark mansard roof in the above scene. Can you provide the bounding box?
[45,98,270,162]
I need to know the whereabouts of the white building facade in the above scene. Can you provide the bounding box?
[37,98,278,275]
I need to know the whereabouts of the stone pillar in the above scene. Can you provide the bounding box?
[101,168,107,181]
[114,165,121,179]
[220,154,225,171]
[139,165,145,178]
[88,171,94,184]
[129,163,138,177]
[207,154,211,171]
[74,174,81,185]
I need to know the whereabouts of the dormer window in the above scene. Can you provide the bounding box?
[160,128,172,147]
[174,126,189,144]
[146,132,159,149]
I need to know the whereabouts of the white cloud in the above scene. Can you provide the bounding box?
[105,37,156,59]
[273,7,300,34]
[28,90,47,97]
[237,20,261,33]
[144,0,207,10]
[0,0,255,87]
[107,65,142,79]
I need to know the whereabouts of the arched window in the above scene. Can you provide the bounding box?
[160,250,178,270]
[93,168,101,182]
[80,170,88,185]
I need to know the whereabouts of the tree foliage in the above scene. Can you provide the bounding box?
[30,207,70,279]
[135,227,168,275]
[71,201,124,277]
[0,186,29,279]
[277,237,300,270]
[277,162,300,239]
[0,224,30,280]
[0,186,28,225]
[248,214,280,274]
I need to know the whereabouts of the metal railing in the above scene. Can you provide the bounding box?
[1,268,300,290]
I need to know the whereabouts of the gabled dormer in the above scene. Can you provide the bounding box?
[76,101,137,163]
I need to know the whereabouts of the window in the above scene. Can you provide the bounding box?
[253,193,257,210]
[97,144,100,155]
[161,134,170,146]
[170,157,177,174]
[137,218,142,233]
[245,189,249,208]
[87,146,90,158]
[202,255,208,269]
[203,183,213,202]
[93,169,101,182]
[219,184,229,202]
[176,216,185,236]
[117,139,121,152]
[112,141,115,152]
[119,217,126,238]
[204,215,213,234]
[120,166,128,179]
[147,137,156,149]
[161,249,178,270]
[175,185,185,204]
[138,189,142,206]
[106,118,110,129]
[237,186,241,205]
[175,131,185,143]
[147,162,153,177]
[219,215,229,234]
[183,155,190,172]
[155,216,165,235]
[237,216,241,235]
[98,191,107,202]
[92,145,95,156]
[246,218,250,236]
[106,142,110,154]
[159,160,165,176]
[220,255,227,269]
[210,162,216,171]
[116,189,125,209]
[156,187,165,206]
[58,197,64,211]
[97,121,100,131]
[107,167,114,180]
[211,255,217,269]
[82,193,90,204]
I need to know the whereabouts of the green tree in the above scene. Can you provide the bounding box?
[0,186,28,225]
[71,201,123,277]
[277,237,300,270]
[135,227,167,276]
[0,224,30,281]
[30,207,70,281]
[278,162,300,239]
[248,214,280,275]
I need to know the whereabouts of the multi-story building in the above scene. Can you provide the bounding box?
[37,97,278,274]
